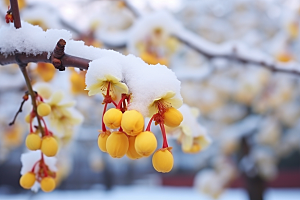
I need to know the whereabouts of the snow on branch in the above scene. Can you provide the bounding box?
[121,1,300,77]
[0,19,182,117]
[175,28,300,76]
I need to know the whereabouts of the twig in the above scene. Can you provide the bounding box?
[9,92,28,126]
[9,0,45,136]
[175,32,300,77]
[19,64,45,136]
[0,50,91,70]
[9,0,21,28]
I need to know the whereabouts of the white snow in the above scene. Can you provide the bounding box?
[0,21,182,117]
[122,54,182,116]
[20,150,57,176]
[127,11,182,55]
[0,22,72,57]
[85,52,182,116]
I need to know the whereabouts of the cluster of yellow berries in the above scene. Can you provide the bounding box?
[98,92,183,173]
[25,101,58,157]
[21,93,58,191]
[19,157,56,192]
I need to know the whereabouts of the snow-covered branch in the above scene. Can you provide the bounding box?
[175,29,300,76]
[121,1,300,77]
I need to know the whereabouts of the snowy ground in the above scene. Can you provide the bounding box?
[0,186,299,200]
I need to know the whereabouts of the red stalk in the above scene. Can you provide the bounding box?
[159,122,168,148]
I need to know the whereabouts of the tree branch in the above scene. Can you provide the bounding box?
[175,31,300,77]
[0,50,91,70]
[123,1,300,77]
[10,0,21,28]
[19,64,45,136]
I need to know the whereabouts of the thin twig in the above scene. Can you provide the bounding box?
[9,92,28,126]
[9,0,21,28]
[19,64,45,136]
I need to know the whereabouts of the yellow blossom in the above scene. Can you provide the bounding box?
[166,105,211,154]
[47,91,83,139]
[69,68,88,95]
[148,91,183,117]
[85,74,128,101]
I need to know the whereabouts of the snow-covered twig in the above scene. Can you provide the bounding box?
[123,1,300,77]
[175,29,300,77]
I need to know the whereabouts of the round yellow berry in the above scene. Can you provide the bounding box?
[106,131,129,158]
[37,103,51,117]
[19,172,36,189]
[97,130,111,152]
[25,114,32,123]
[25,133,41,151]
[126,136,143,160]
[121,110,144,136]
[40,177,56,192]
[152,147,174,173]
[163,107,183,127]
[41,136,58,157]
[135,131,157,157]
[103,108,123,129]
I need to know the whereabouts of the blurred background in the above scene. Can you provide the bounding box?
[0,0,300,200]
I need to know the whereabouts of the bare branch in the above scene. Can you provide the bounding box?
[10,0,21,28]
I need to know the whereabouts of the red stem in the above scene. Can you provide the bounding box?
[112,100,117,107]
[119,126,123,132]
[30,160,40,173]
[159,122,168,148]
[41,153,48,177]
[117,94,127,109]
[29,110,34,133]
[127,95,130,104]
[39,117,49,136]
[102,103,108,132]
[146,115,155,132]
[38,95,44,102]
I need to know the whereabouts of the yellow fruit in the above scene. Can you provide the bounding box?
[25,133,42,150]
[135,131,157,157]
[121,110,144,136]
[126,136,143,159]
[152,147,174,173]
[106,131,129,158]
[41,136,58,157]
[103,108,123,129]
[19,172,36,189]
[163,107,183,127]
[25,114,31,123]
[40,177,56,192]
[97,130,111,152]
[37,103,51,117]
